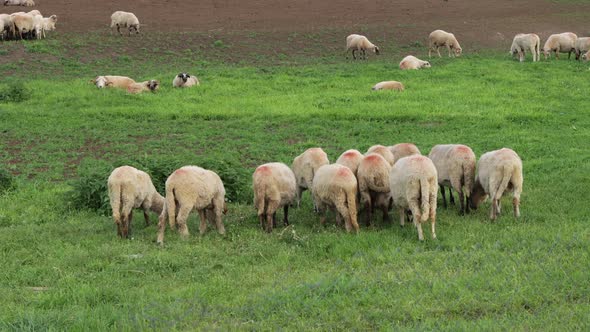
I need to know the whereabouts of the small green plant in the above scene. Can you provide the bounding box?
[0,81,31,103]
[0,168,15,194]
[213,40,226,48]
[67,158,112,215]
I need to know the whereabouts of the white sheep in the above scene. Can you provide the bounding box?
[335,149,363,176]
[252,162,297,233]
[345,34,380,60]
[156,166,226,244]
[32,14,42,39]
[312,164,359,233]
[127,80,160,94]
[366,145,395,166]
[574,37,590,60]
[428,29,462,58]
[11,13,32,39]
[428,144,476,215]
[172,73,200,88]
[26,9,39,16]
[372,81,404,91]
[469,148,523,221]
[583,50,590,61]
[510,33,541,62]
[41,15,57,38]
[91,75,136,89]
[291,147,329,207]
[542,32,577,60]
[389,155,438,241]
[0,14,15,40]
[107,166,165,238]
[110,11,140,36]
[357,153,392,225]
[389,143,421,163]
[4,0,35,6]
[399,55,431,70]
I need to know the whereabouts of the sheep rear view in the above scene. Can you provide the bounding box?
[335,149,363,176]
[107,166,165,238]
[389,143,421,163]
[357,153,392,225]
[366,145,395,166]
[157,166,226,245]
[291,147,329,208]
[389,155,438,241]
[428,144,476,215]
[470,148,523,221]
[312,164,359,233]
[252,162,297,233]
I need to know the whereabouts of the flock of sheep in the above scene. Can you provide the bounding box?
[108,144,523,243]
[0,8,56,40]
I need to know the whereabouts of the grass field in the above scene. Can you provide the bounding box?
[1,54,589,330]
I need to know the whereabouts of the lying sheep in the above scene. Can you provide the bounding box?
[4,0,35,6]
[312,164,359,233]
[542,32,577,60]
[389,143,421,163]
[107,166,165,239]
[357,153,392,225]
[172,73,200,88]
[11,13,32,39]
[0,14,14,40]
[428,144,476,215]
[127,80,159,94]
[110,11,140,36]
[366,145,395,166]
[574,37,590,60]
[346,34,380,60]
[389,155,438,241]
[252,162,297,233]
[510,33,540,62]
[156,166,226,244]
[399,55,431,70]
[291,147,329,207]
[372,81,404,91]
[469,148,523,221]
[91,75,135,89]
[335,149,363,176]
[428,29,462,58]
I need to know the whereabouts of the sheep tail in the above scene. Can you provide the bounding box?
[463,162,475,198]
[254,186,266,217]
[494,165,513,200]
[166,185,177,228]
[109,183,122,223]
[419,177,430,223]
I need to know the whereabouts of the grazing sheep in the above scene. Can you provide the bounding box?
[110,11,140,36]
[335,149,363,176]
[41,15,57,38]
[389,155,438,241]
[312,164,359,233]
[574,37,590,60]
[542,32,577,60]
[428,144,476,215]
[291,147,329,207]
[399,55,431,70]
[91,75,136,89]
[0,14,15,40]
[583,50,590,61]
[389,143,421,163]
[428,29,462,58]
[469,148,523,221]
[366,145,395,166]
[127,80,159,94]
[4,0,35,6]
[346,34,380,60]
[357,153,392,225]
[107,166,165,239]
[510,33,541,62]
[11,13,32,39]
[156,166,226,244]
[372,81,404,91]
[172,73,200,88]
[252,162,297,233]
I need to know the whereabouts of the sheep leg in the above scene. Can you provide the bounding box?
[399,209,405,227]
[448,189,455,206]
[437,47,442,58]
[451,178,464,215]
[440,185,447,208]
[117,25,122,36]
[176,205,191,237]
[258,214,265,230]
[143,210,150,226]
[513,197,520,218]
[428,46,432,58]
[352,49,357,60]
[214,209,225,235]
[447,44,452,57]
[265,212,273,233]
[491,199,498,221]
[408,199,424,241]
[334,197,352,233]
[283,205,289,226]
[296,186,303,208]
[272,212,277,228]
[198,209,208,235]
[156,212,167,245]
[381,203,390,222]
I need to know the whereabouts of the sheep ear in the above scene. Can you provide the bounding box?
[106,81,114,86]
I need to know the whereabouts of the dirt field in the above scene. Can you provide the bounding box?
[5,0,589,45]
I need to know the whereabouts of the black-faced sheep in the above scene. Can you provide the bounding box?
[252,162,297,233]
[469,148,523,221]
[127,80,159,94]
[389,155,438,241]
[107,166,165,239]
[335,149,363,176]
[173,73,200,88]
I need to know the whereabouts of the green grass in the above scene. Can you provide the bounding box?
[0,54,589,330]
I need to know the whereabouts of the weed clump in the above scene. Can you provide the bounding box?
[0,81,31,103]
[0,168,15,194]
[67,159,112,215]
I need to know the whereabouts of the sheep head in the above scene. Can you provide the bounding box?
[147,80,159,91]
[469,180,487,210]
